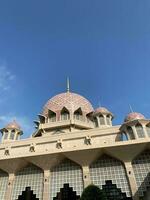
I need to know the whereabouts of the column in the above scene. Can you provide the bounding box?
[96,116,100,127]
[43,170,50,200]
[142,124,149,138]
[109,116,112,126]
[82,165,91,188]
[5,173,15,200]
[103,115,107,125]
[132,126,138,139]
[124,162,139,200]
[14,130,17,140]
[124,128,129,140]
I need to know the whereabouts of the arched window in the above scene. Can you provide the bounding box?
[127,126,135,140]
[99,115,105,125]
[94,117,98,127]
[4,130,8,140]
[10,130,15,140]
[120,132,128,141]
[48,110,56,122]
[135,124,145,138]
[38,115,45,124]
[106,115,111,125]
[74,108,83,120]
[11,165,43,200]
[16,134,19,140]
[90,155,131,197]
[61,108,70,121]
[50,159,83,199]
[146,124,150,137]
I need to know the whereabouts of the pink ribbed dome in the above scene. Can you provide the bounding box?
[124,112,145,122]
[94,107,111,114]
[42,92,94,116]
[5,120,21,130]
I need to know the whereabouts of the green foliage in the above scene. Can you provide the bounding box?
[80,184,107,200]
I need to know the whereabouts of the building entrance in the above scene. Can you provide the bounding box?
[53,183,80,200]
[17,187,39,200]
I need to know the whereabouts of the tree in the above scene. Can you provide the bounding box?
[80,184,107,200]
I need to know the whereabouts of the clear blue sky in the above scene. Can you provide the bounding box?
[0,0,150,138]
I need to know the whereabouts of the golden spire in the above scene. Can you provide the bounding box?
[67,77,70,92]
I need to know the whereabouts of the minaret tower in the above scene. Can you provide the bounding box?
[0,120,23,142]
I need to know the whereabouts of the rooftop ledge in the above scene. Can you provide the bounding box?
[39,119,95,129]
[0,125,149,161]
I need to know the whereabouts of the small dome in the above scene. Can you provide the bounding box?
[5,120,21,130]
[42,92,94,116]
[94,107,112,115]
[124,112,145,122]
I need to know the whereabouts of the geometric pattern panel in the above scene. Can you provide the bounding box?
[53,183,80,200]
[17,187,39,200]
[50,159,83,200]
[0,170,8,200]
[102,180,132,200]
[11,165,43,200]
[132,150,150,197]
[90,154,131,197]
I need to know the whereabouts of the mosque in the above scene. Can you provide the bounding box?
[0,82,149,200]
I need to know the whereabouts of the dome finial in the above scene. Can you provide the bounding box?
[129,104,134,112]
[67,77,70,92]
[98,100,101,107]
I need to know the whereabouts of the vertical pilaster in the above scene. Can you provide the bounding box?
[82,165,91,188]
[5,173,15,200]
[124,162,139,200]
[43,170,50,200]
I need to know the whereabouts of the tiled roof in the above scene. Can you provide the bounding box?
[124,112,145,122]
[42,92,94,116]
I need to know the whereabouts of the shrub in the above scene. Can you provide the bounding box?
[80,184,107,200]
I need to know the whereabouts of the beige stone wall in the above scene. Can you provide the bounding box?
[0,125,149,199]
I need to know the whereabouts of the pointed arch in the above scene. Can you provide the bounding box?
[135,123,145,138]
[10,129,15,140]
[38,114,46,124]
[48,110,56,122]
[89,154,131,198]
[127,126,135,140]
[74,108,83,120]
[3,129,8,140]
[11,164,43,200]
[61,107,70,120]
[99,114,105,125]
[50,158,83,200]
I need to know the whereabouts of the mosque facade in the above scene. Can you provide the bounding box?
[0,88,150,200]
